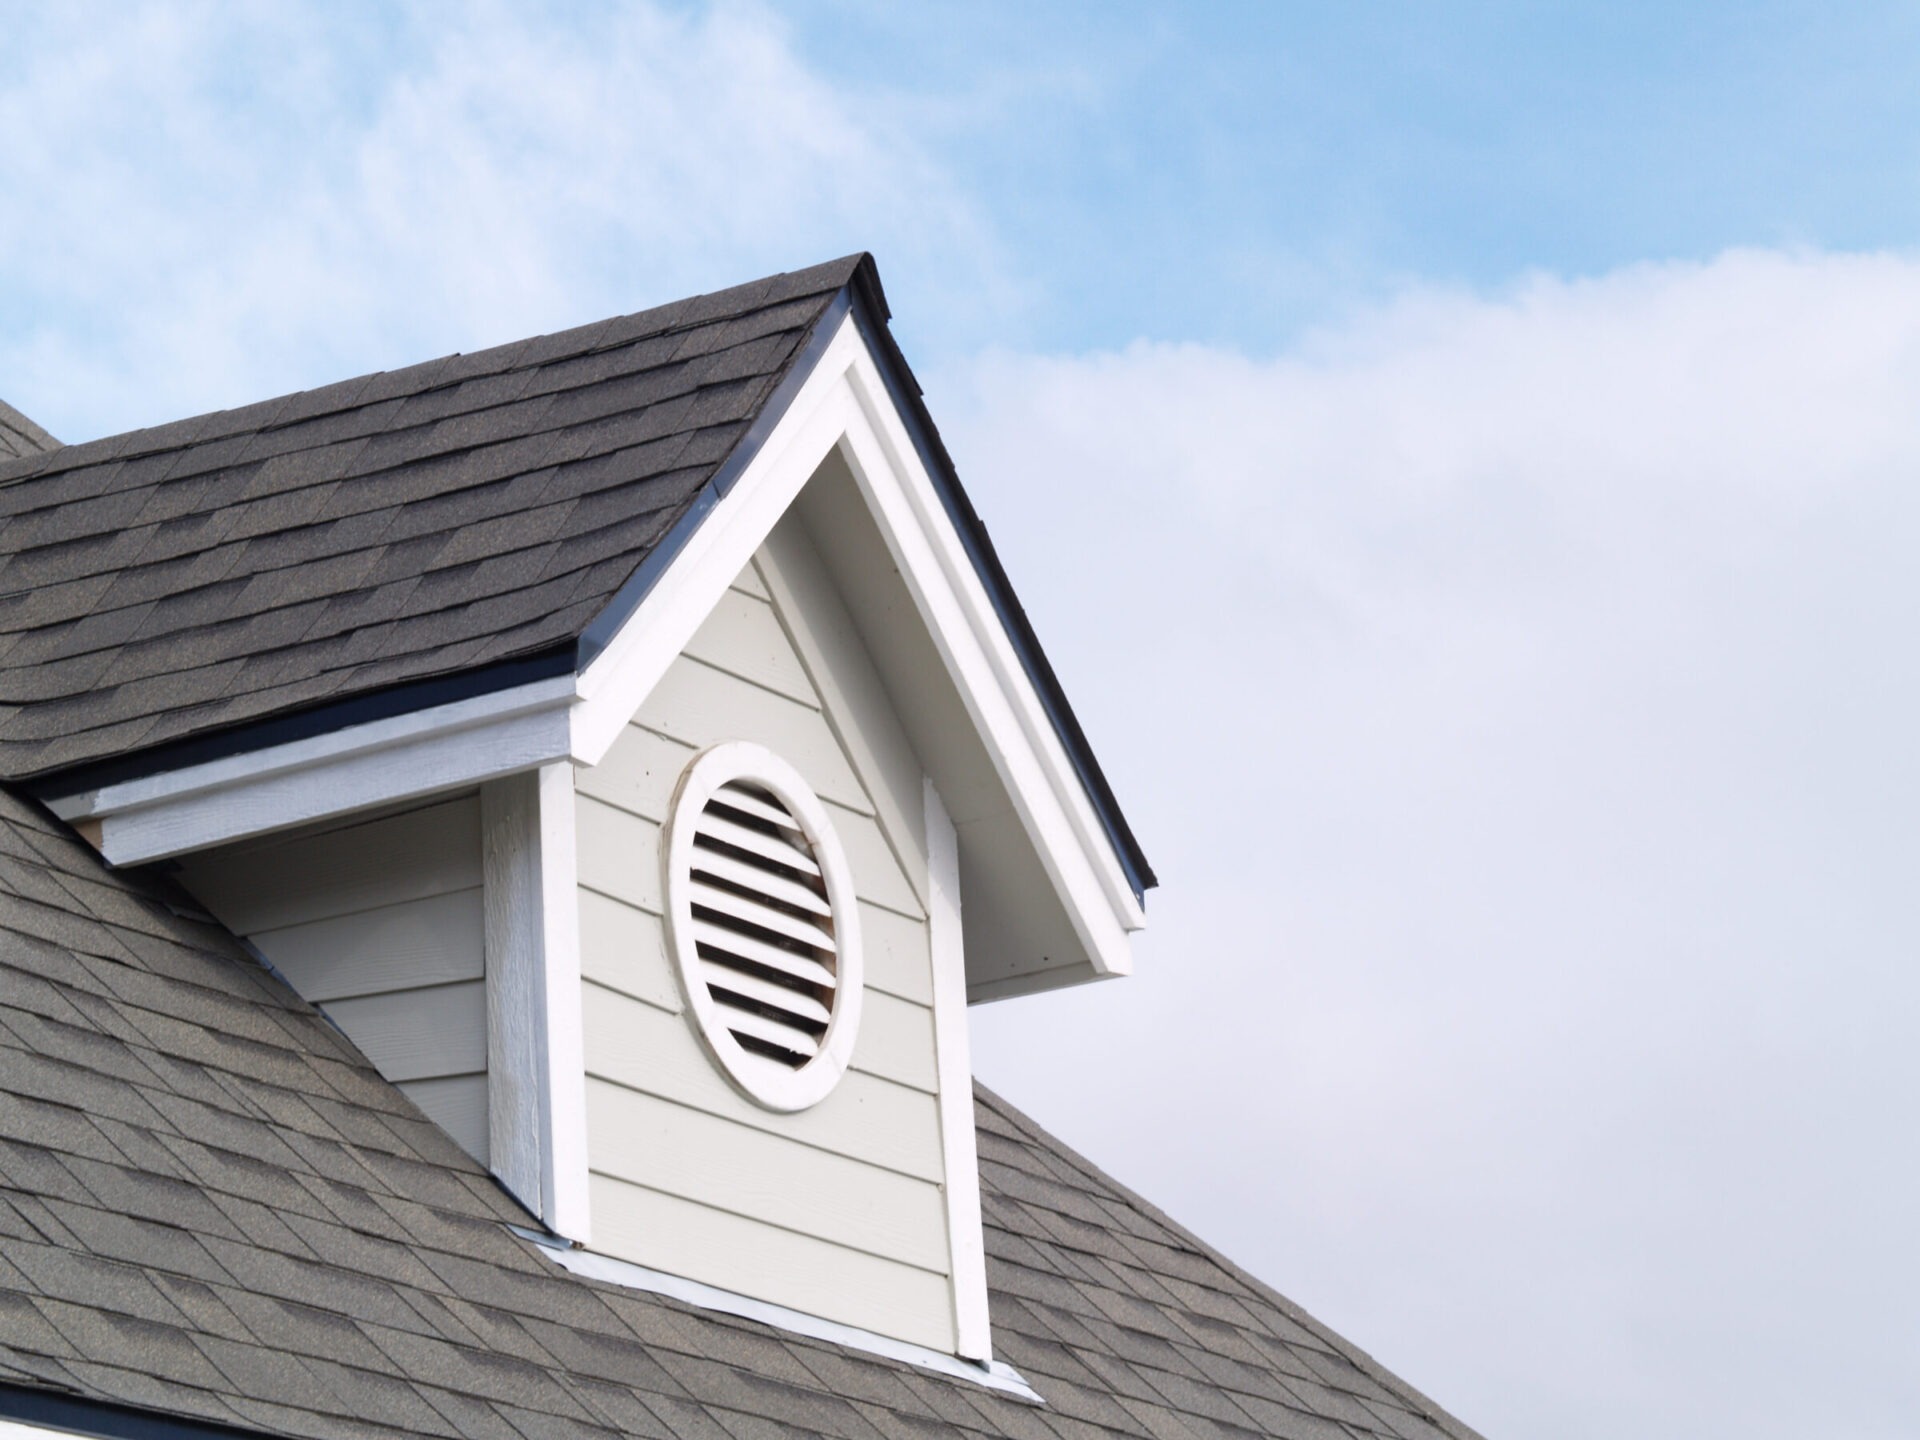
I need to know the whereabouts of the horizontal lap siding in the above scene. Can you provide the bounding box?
[178,796,490,1164]
[576,564,953,1350]
[588,1173,956,1353]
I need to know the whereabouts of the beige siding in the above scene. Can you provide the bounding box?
[177,796,490,1164]
[588,1173,957,1352]
[576,557,956,1351]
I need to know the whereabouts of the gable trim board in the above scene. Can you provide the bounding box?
[45,307,1146,996]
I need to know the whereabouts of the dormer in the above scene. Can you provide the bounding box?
[9,256,1153,1381]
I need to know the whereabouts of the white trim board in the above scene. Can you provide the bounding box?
[47,676,575,864]
[522,1231,1043,1404]
[925,778,991,1361]
[481,763,590,1241]
[49,311,1145,981]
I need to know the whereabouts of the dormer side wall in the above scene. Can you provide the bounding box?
[177,796,490,1162]
[572,532,971,1355]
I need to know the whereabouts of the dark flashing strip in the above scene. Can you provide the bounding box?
[28,645,576,800]
[0,1383,275,1440]
[573,285,855,672]
[842,281,1158,900]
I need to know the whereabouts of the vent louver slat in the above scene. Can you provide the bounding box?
[688,780,837,1070]
[690,847,834,917]
[710,997,826,1059]
[698,960,834,1025]
[689,878,836,951]
[696,810,823,877]
[690,919,838,990]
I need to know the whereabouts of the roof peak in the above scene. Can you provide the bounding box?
[0,397,59,460]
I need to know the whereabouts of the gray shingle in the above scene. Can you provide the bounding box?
[0,260,862,781]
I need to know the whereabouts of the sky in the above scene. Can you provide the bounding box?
[6,4,1920,1436]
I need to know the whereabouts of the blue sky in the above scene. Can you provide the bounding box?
[16,2,1920,426]
[9,7,1920,1438]
[780,1,1920,354]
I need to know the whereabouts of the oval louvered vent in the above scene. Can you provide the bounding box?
[662,742,863,1112]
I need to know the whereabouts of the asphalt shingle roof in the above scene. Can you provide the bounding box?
[0,401,57,465]
[0,258,864,781]
[0,258,1156,897]
[0,786,1480,1440]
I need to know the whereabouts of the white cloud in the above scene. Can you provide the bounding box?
[0,0,1002,439]
[950,249,1920,1440]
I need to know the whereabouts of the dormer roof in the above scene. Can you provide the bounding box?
[0,258,1150,899]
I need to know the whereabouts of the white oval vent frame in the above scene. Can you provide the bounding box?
[662,742,863,1112]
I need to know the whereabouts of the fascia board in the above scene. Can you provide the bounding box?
[825,400,1136,974]
[832,347,1148,939]
[49,677,576,865]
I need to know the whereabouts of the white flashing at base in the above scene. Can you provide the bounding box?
[507,1228,1043,1405]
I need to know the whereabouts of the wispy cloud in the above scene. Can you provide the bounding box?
[0,0,1002,438]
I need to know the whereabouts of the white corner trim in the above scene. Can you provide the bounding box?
[51,676,575,865]
[482,763,590,1242]
[926,779,991,1362]
[531,1237,1043,1404]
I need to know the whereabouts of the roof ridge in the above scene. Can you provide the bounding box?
[971,1081,1489,1440]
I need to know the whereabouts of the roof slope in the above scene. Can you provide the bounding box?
[0,401,58,463]
[0,787,1478,1440]
[0,259,862,781]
